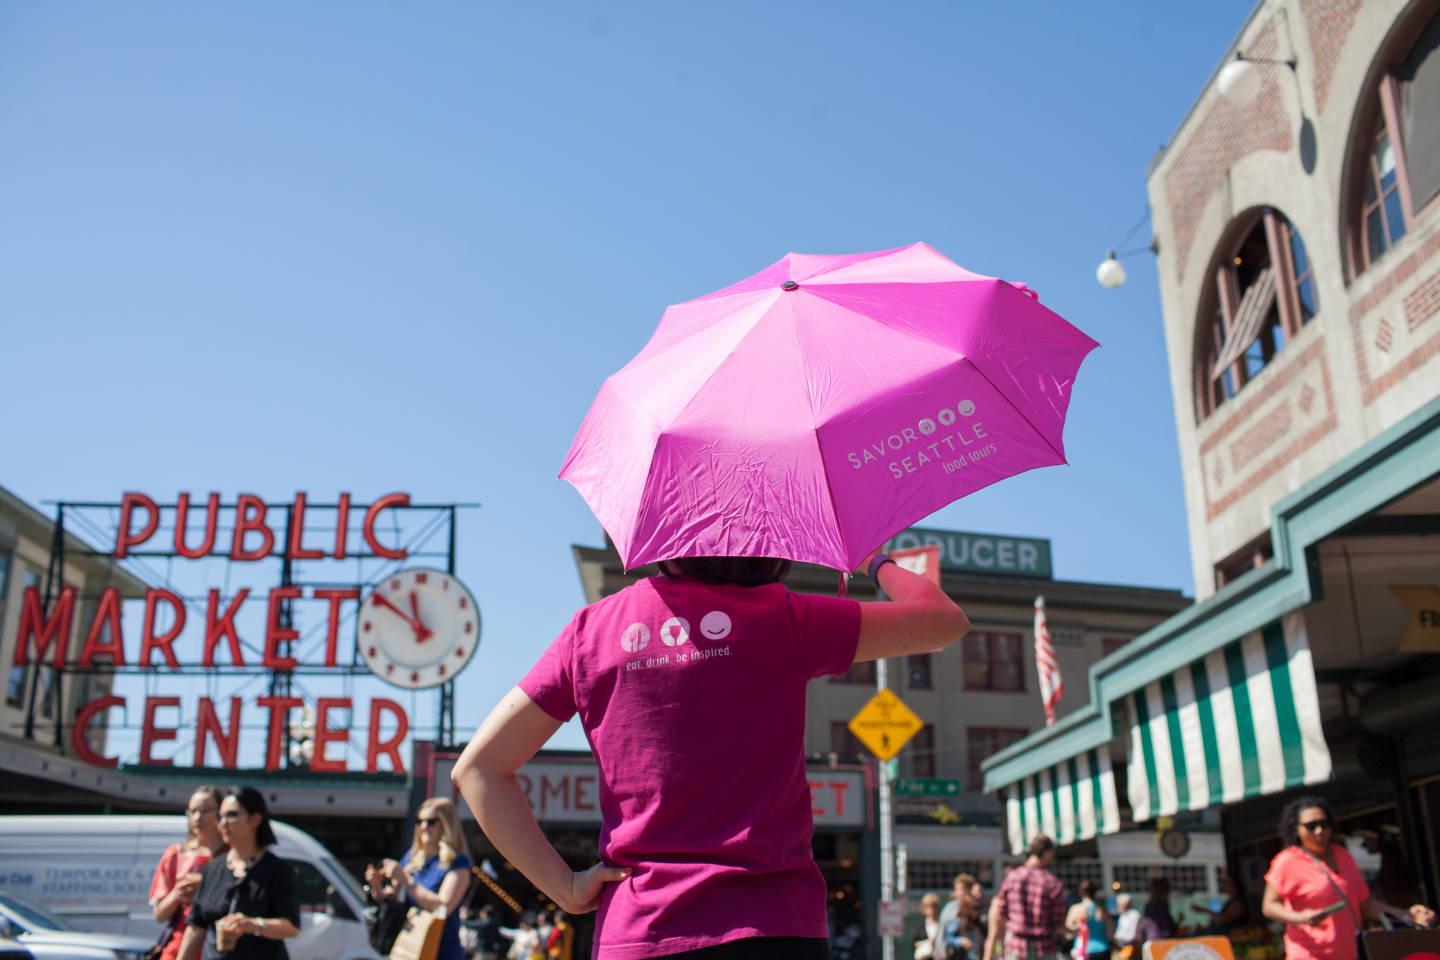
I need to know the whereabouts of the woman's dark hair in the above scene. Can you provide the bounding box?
[659,556,791,587]
[1279,795,1335,847]
[1079,879,1098,900]
[226,786,278,847]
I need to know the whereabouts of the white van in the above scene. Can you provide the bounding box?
[0,817,381,960]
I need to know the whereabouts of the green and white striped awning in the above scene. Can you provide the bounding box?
[1128,613,1331,822]
[1004,748,1121,855]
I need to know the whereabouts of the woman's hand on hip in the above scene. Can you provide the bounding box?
[564,863,630,914]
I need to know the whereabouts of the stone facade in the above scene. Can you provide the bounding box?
[1146,0,1440,598]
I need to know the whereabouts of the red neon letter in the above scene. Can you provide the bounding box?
[333,492,352,559]
[230,494,275,561]
[194,696,243,768]
[140,695,181,766]
[314,588,360,667]
[139,589,185,668]
[311,697,352,774]
[14,585,76,668]
[829,781,849,817]
[203,589,249,668]
[366,698,409,774]
[362,493,410,560]
[286,492,325,560]
[174,492,221,559]
[77,587,127,667]
[256,695,304,770]
[263,587,302,670]
[115,493,159,558]
[72,695,124,768]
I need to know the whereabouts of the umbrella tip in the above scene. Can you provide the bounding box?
[781,280,799,291]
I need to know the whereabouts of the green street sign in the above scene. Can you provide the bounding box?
[894,777,962,798]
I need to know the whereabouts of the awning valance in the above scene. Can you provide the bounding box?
[1127,613,1331,822]
[1004,748,1121,855]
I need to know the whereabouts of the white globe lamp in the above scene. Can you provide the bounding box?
[1096,252,1127,289]
[1217,57,1262,104]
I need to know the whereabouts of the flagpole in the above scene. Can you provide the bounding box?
[876,582,895,960]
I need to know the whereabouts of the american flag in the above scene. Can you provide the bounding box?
[1034,595,1063,726]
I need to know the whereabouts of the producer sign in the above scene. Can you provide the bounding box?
[884,527,1052,579]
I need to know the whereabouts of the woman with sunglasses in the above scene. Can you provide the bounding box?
[1262,797,1414,960]
[149,786,225,960]
[176,787,299,960]
[367,797,473,960]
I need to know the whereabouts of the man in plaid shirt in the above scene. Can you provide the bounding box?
[984,835,1066,960]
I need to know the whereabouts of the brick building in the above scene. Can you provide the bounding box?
[987,0,1440,912]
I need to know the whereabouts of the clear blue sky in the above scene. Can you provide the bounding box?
[0,2,1253,759]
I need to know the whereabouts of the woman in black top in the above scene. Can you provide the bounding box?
[177,787,301,960]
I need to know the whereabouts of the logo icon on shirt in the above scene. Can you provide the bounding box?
[699,610,733,641]
[620,622,651,653]
[659,617,690,647]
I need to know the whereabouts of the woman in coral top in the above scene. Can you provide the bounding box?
[149,786,225,960]
[1262,797,1414,960]
[453,553,969,959]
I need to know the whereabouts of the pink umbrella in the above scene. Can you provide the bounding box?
[560,242,1099,573]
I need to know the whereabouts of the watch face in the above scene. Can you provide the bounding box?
[357,568,480,689]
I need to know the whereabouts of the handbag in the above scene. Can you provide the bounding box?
[141,915,179,960]
[370,897,411,956]
[388,907,444,960]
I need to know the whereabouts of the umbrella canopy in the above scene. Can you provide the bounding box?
[560,242,1099,573]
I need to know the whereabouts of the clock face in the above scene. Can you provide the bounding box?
[357,568,480,690]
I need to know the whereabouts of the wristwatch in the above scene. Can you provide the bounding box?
[254,918,266,934]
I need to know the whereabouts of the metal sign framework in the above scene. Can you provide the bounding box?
[24,496,479,768]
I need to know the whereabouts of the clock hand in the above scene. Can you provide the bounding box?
[408,592,434,643]
[371,593,424,633]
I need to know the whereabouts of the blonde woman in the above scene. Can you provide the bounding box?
[149,786,224,960]
[367,798,473,960]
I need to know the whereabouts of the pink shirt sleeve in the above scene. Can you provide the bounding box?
[785,591,862,678]
[519,615,579,722]
[149,843,180,905]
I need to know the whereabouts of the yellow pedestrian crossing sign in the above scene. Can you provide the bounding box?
[848,688,924,761]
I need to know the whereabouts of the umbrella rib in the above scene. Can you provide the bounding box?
[960,357,1068,464]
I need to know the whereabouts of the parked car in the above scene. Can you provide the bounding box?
[0,816,381,960]
[0,894,149,960]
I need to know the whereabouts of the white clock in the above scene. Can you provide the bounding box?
[357,568,480,690]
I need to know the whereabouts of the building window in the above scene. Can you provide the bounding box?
[1196,209,1316,420]
[1101,636,1130,657]
[830,721,864,761]
[908,654,933,690]
[834,659,877,685]
[1214,534,1274,590]
[6,566,40,711]
[908,724,936,777]
[907,860,986,892]
[1051,859,1105,893]
[963,631,1026,692]
[1349,10,1440,275]
[967,726,1027,791]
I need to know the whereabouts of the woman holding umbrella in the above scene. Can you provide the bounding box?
[453,244,1096,960]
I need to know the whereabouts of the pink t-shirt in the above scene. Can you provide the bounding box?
[1265,845,1370,960]
[519,576,861,960]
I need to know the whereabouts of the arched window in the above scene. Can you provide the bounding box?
[1349,7,1440,274]
[1196,209,1317,420]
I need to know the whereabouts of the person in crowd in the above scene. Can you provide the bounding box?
[1409,904,1436,929]
[1137,878,1177,946]
[1065,881,1113,960]
[934,872,981,960]
[176,786,300,960]
[472,905,507,960]
[1196,873,1249,935]
[452,551,970,959]
[500,913,542,960]
[1111,894,1140,960]
[1262,797,1417,960]
[365,797,473,960]
[984,835,1067,960]
[150,786,225,960]
[916,893,944,960]
[546,910,574,960]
